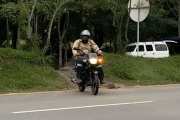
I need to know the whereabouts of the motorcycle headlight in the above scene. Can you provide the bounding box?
[89,58,97,64]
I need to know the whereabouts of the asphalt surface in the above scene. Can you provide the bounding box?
[0,84,180,120]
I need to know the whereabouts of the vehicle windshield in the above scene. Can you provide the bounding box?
[126,45,136,52]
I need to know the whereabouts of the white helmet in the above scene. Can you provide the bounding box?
[81,30,90,37]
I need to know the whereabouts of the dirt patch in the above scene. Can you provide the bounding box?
[57,57,126,89]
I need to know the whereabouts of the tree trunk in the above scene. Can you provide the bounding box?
[35,14,38,36]
[25,0,30,38]
[117,30,124,54]
[116,15,124,54]
[42,6,61,55]
[178,0,180,37]
[113,36,117,53]
[12,25,17,49]
[94,27,104,47]
[16,23,21,49]
[125,15,130,44]
[58,13,69,68]
[64,37,67,65]
[6,17,10,46]
[27,17,32,39]
[42,17,54,55]
[25,0,38,39]
[58,37,63,68]
[58,16,63,68]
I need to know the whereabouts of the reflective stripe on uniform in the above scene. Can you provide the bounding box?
[76,64,83,67]
[96,65,102,68]
[95,48,99,52]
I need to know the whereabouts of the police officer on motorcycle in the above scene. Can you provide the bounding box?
[72,30,105,84]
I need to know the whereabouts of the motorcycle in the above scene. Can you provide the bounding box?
[71,47,104,95]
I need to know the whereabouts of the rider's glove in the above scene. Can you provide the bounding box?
[99,52,104,57]
[80,53,85,56]
[76,52,80,56]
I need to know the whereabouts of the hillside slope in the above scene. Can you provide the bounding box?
[0,48,69,94]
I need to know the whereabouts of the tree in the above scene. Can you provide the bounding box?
[22,0,38,39]
[176,0,180,37]
[0,1,27,49]
[157,0,180,37]
[165,0,180,37]
[0,2,17,46]
[42,0,73,55]
[0,0,179,56]
[58,12,69,68]
[107,0,128,53]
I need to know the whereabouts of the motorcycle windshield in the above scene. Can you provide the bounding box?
[88,53,98,64]
[88,53,98,59]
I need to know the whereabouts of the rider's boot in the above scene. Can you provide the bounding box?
[71,78,82,84]
[100,80,106,84]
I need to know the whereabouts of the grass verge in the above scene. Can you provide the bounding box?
[0,48,69,94]
[103,53,180,86]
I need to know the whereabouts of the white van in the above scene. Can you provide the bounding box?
[126,41,170,58]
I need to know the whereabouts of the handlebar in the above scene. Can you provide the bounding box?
[73,47,103,57]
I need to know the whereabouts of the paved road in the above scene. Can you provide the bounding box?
[0,85,180,120]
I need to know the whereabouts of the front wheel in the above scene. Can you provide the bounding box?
[91,75,100,95]
[78,83,85,92]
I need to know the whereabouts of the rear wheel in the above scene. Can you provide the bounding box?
[91,75,99,95]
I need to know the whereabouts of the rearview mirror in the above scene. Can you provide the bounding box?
[99,46,106,51]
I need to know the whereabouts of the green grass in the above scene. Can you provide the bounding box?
[1,48,180,94]
[0,48,69,94]
[103,53,180,86]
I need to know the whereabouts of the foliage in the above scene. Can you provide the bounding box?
[0,2,27,25]
[0,0,179,67]
[21,34,42,54]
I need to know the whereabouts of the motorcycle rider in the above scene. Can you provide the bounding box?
[72,30,105,84]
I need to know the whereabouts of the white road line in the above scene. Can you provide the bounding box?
[12,101,154,114]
